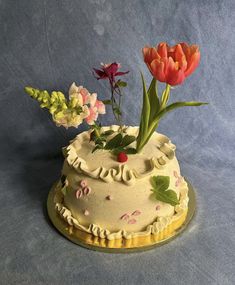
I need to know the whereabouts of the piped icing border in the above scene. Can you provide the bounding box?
[64,126,176,186]
[54,179,189,240]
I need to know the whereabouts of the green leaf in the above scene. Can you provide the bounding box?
[105,133,123,150]
[136,72,150,149]
[120,135,136,147]
[155,101,208,122]
[102,99,112,105]
[61,186,67,196]
[151,176,170,192]
[113,107,122,116]
[147,78,160,124]
[124,147,137,154]
[116,80,127,88]
[111,147,125,155]
[151,175,179,206]
[103,130,115,136]
[154,189,179,206]
[140,72,150,134]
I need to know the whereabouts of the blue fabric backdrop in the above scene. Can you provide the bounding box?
[0,0,234,284]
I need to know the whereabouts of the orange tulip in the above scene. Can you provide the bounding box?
[142,42,200,86]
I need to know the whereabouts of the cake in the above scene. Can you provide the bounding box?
[54,125,189,240]
[25,41,206,245]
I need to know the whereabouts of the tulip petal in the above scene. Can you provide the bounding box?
[166,57,185,86]
[184,51,200,77]
[175,44,187,71]
[143,47,160,65]
[150,59,166,82]
[157,42,168,58]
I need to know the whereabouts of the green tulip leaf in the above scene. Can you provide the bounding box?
[147,78,160,124]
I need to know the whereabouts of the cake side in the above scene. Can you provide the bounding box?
[54,126,189,240]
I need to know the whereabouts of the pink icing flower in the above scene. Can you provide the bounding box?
[128,219,137,224]
[80,180,87,188]
[120,214,129,221]
[174,171,183,187]
[131,210,141,216]
[156,205,161,211]
[83,186,91,196]
[75,189,83,199]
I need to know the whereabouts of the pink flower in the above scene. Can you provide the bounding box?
[68,83,106,126]
[85,107,99,125]
[95,99,105,114]
[93,62,129,81]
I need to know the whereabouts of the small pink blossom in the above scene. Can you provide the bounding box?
[95,100,106,114]
[85,107,99,125]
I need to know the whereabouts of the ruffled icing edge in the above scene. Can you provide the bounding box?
[54,179,189,240]
[63,126,176,186]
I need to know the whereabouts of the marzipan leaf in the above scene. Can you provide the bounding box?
[121,135,136,147]
[154,189,179,206]
[151,176,170,192]
[103,130,115,136]
[105,133,122,150]
[124,148,137,154]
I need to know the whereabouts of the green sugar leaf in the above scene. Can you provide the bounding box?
[103,130,115,136]
[61,186,67,196]
[105,133,123,150]
[151,175,179,206]
[151,175,170,192]
[154,189,179,206]
[124,147,137,154]
[120,135,136,147]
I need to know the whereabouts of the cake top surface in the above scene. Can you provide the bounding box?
[64,126,177,186]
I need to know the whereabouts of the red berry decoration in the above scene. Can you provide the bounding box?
[117,152,128,163]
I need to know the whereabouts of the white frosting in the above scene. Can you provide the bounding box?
[54,126,189,240]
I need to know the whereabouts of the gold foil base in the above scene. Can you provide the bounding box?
[47,179,196,253]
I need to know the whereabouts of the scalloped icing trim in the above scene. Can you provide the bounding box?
[54,179,189,240]
[64,126,176,186]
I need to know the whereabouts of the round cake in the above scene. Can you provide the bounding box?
[54,125,189,240]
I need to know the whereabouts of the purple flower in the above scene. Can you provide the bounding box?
[93,62,129,81]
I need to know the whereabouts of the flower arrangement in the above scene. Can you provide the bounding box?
[25,42,207,159]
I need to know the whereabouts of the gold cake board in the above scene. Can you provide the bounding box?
[47,178,196,253]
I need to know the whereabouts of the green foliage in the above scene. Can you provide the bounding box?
[90,127,137,155]
[116,80,127,88]
[151,176,180,206]
[136,73,208,153]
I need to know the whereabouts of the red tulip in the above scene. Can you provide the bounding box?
[142,42,200,86]
[93,62,129,81]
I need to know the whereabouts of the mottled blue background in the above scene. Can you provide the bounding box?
[0,0,235,284]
